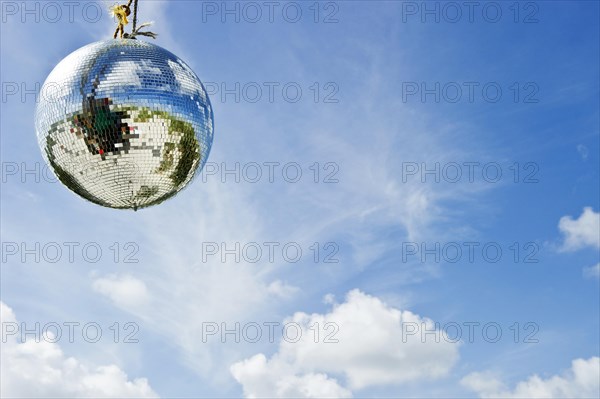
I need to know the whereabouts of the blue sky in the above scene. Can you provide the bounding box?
[1,1,599,397]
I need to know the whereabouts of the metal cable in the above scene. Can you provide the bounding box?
[132,0,138,32]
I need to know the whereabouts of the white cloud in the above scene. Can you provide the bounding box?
[461,357,600,398]
[0,302,157,398]
[576,145,589,160]
[583,263,600,279]
[231,290,460,397]
[267,280,300,299]
[231,355,352,399]
[558,207,600,251]
[460,372,506,396]
[92,273,150,308]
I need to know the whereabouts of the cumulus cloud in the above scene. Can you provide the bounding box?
[231,289,460,397]
[267,280,300,299]
[232,354,352,399]
[558,207,600,251]
[92,273,150,308]
[461,357,600,398]
[0,302,157,398]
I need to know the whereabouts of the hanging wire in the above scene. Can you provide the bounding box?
[132,0,138,32]
[113,0,157,40]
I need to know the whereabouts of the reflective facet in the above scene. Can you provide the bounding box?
[35,39,214,210]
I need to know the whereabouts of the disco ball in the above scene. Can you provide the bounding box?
[35,39,214,210]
